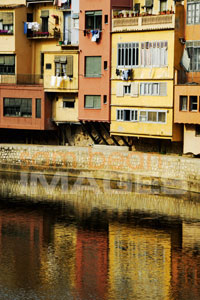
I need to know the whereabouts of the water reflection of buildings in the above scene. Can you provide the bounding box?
[171,222,200,300]
[75,228,108,300]
[108,223,171,300]
[0,208,44,289]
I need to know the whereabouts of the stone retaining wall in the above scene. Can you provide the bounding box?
[0,144,199,193]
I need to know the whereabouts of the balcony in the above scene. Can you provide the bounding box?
[0,74,42,85]
[112,11,175,32]
[27,28,60,39]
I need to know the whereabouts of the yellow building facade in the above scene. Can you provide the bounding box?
[111,1,184,141]
[26,0,79,125]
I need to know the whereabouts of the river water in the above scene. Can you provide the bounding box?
[0,172,200,300]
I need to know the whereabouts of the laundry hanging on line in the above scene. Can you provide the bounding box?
[91,30,100,42]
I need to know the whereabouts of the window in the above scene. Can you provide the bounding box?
[85,95,101,109]
[54,55,73,77]
[0,55,15,75]
[46,63,51,70]
[187,46,200,71]
[141,41,168,67]
[36,98,41,118]
[0,12,13,34]
[41,10,49,32]
[104,15,108,24]
[85,11,102,30]
[103,95,107,104]
[140,83,159,95]
[196,125,200,136]
[85,56,101,77]
[63,100,75,108]
[41,53,44,79]
[180,96,188,111]
[104,61,108,70]
[4,98,32,117]
[116,109,138,122]
[139,110,166,123]
[190,96,198,111]
[160,0,167,12]
[187,2,200,24]
[124,85,131,95]
[117,43,139,67]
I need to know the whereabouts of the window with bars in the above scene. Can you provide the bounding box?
[141,41,168,67]
[139,110,166,123]
[124,85,131,95]
[0,55,15,75]
[187,2,200,24]
[3,98,32,117]
[117,43,139,68]
[116,109,138,122]
[140,82,167,96]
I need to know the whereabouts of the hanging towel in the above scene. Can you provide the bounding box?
[56,76,62,87]
[122,70,129,81]
[91,30,100,42]
[51,76,56,87]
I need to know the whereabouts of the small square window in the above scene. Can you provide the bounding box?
[46,63,51,70]
[63,100,75,108]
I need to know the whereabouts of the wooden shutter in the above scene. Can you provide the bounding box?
[130,82,139,97]
[93,96,101,109]
[5,56,14,65]
[66,56,73,76]
[159,82,167,96]
[116,82,124,97]
[2,13,13,25]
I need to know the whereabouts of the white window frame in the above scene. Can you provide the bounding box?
[117,42,139,68]
[140,41,168,67]
[116,109,138,122]
[123,85,131,95]
[140,82,160,96]
[139,110,167,123]
[187,2,200,24]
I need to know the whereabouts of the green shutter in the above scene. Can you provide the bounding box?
[0,56,5,65]
[41,10,49,18]
[93,96,101,109]
[5,56,15,66]
[85,96,94,108]
[85,57,101,77]
[2,13,13,25]
[66,56,73,76]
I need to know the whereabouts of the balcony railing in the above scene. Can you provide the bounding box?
[27,29,60,39]
[112,11,175,32]
[0,74,42,85]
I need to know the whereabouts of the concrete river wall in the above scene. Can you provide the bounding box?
[0,144,199,193]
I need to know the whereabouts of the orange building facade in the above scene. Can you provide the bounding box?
[78,0,132,123]
[174,0,200,154]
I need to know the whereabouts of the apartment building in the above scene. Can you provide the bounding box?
[174,0,200,154]
[78,0,132,144]
[110,0,184,144]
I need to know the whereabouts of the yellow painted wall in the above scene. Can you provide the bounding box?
[133,0,175,14]
[44,52,79,92]
[0,10,15,52]
[111,107,173,138]
[108,223,171,300]
[111,30,175,138]
[112,30,175,80]
[52,94,78,122]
